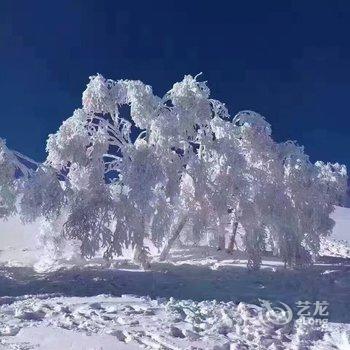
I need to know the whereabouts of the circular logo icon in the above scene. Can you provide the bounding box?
[259,299,293,326]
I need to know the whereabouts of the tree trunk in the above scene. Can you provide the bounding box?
[226,222,238,254]
[216,218,227,251]
[217,234,225,251]
[132,216,151,270]
[159,216,188,261]
[133,244,151,270]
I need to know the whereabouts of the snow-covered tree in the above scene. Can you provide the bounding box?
[20,167,65,224]
[0,139,18,218]
[0,138,37,219]
[1,74,347,271]
[258,141,348,268]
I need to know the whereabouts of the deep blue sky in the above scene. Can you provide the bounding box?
[1,1,350,167]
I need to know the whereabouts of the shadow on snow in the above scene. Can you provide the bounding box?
[0,250,349,323]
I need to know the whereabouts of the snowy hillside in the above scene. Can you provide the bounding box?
[0,207,349,349]
[0,217,39,266]
[331,206,350,241]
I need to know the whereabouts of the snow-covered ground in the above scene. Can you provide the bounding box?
[0,207,349,349]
